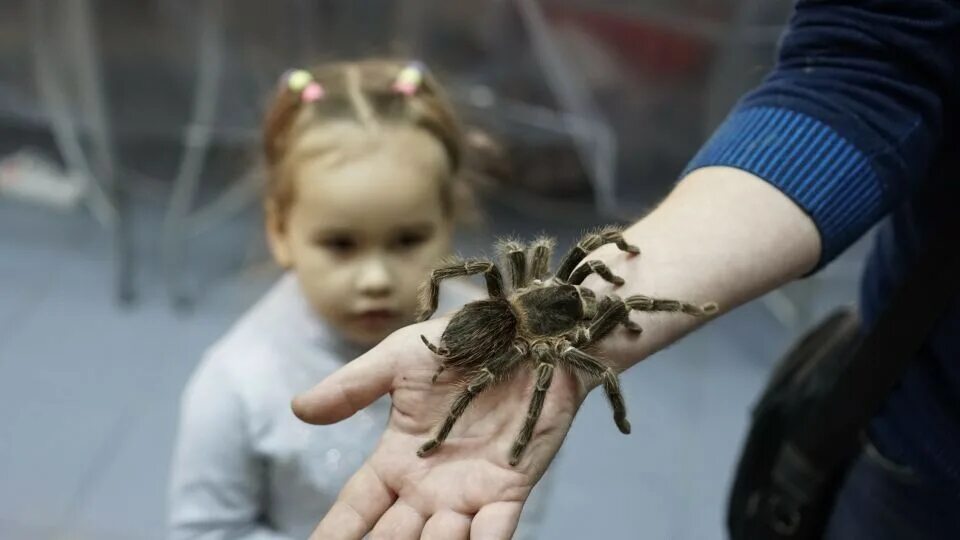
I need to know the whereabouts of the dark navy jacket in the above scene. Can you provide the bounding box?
[685,0,960,487]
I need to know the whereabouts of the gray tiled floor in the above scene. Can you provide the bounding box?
[0,191,865,540]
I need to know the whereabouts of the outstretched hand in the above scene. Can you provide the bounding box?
[293,318,586,540]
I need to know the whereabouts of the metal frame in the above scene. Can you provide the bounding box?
[160,0,225,308]
[29,0,134,304]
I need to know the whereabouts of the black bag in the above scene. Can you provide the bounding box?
[727,308,862,539]
[727,203,960,539]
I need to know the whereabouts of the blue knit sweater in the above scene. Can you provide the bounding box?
[684,0,960,487]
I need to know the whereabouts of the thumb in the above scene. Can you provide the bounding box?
[292,342,395,425]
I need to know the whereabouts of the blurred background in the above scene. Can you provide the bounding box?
[0,1,871,538]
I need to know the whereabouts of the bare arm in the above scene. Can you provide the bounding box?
[589,166,820,371]
[291,166,820,540]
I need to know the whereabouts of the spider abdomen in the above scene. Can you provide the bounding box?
[440,299,518,371]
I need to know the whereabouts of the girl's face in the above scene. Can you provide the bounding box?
[268,123,454,346]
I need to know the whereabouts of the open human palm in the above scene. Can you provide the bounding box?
[293,319,586,540]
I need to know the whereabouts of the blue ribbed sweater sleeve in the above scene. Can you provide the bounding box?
[684,0,960,267]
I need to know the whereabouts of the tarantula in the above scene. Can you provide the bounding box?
[416,226,718,465]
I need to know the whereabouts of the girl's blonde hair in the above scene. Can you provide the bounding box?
[262,59,470,225]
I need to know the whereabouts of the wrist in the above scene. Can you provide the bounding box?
[579,167,820,372]
[579,233,713,372]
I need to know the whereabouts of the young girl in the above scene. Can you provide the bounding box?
[168,59,547,539]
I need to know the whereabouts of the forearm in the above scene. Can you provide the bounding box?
[585,166,820,371]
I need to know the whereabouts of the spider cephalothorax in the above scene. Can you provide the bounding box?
[416,226,718,465]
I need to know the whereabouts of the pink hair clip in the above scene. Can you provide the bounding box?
[301,82,325,102]
[393,61,425,96]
